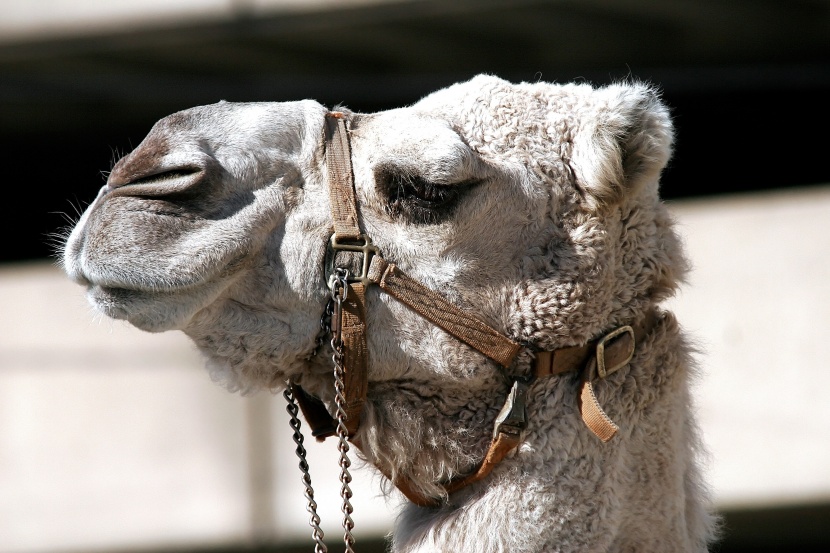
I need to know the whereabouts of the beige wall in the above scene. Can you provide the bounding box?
[0,265,399,552]
[2,185,829,552]
[665,185,830,508]
[0,0,386,42]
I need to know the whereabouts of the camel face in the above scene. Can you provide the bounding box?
[64,75,681,394]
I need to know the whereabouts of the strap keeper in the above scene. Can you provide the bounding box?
[492,379,529,439]
[596,325,635,379]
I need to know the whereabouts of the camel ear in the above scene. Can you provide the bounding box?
[570,83,673,209]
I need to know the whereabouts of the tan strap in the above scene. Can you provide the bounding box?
[575,325,634,441]
[441,431,522,497]
[579,363,620,442]
[533,310,656,381]
[290,286,369,440]
[533,313,654,442]
[339,282,369,435]
[323,111,369,437]
[368,256,521,368]
[439,310,660,501]
[324,112,362,241]
[533,344,592,377]
[352,430,521,508]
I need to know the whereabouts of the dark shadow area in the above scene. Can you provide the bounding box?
[713,503,830,553]
[3,0,829,263]
[5,75,830,264]
[661,83,830,200]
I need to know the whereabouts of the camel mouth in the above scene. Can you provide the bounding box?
[86,283,204,331]
[88,285,149,321]
[79,263,211,294]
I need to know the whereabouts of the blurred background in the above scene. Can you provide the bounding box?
[1,1,829,552]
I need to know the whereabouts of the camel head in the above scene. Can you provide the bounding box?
[63,74,687,497]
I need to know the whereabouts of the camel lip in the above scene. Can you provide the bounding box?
[87,285,146,320]
[88,273,205,294]
[70,235,252,297]
[87,284,196,332]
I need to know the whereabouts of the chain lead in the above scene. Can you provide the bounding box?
[284,386,328,553]
[330,269,356,553]
[288,267,355,553]
[306,299,334,361]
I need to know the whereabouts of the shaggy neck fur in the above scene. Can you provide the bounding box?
[346,195,712,553]
[390,313,710,553]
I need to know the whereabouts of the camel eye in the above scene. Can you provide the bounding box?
[380,170,474,225]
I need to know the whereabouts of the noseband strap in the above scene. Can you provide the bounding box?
[291,111,660,508]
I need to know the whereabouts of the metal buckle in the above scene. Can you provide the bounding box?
[596,325,635,379]
[326,233,380,289]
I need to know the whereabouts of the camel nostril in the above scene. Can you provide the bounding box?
[106,168,131,189]
[126,167,202,186]
[106,166,204,192]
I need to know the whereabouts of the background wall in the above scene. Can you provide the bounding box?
[2,1,829,552]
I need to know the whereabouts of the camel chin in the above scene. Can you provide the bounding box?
[82,281,223,332]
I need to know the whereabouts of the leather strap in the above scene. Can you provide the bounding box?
[339,282,369,435]
[360,430,522,508]
[440,429,522,496]
[386,308,660,507]
[324,112,369,437]
[368,256,521,368]
[325,112,362,241]
[537,309,658,442]
[290,383,336,439]
[579,377,619,442]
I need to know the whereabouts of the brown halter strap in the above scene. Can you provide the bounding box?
[291,111,659,508]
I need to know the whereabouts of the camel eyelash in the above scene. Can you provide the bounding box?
[379,170,475,225]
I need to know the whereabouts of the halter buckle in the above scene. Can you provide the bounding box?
[596,325,635,378]
[326,233,380,289]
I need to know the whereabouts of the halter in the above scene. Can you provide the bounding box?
[285,112,659,550]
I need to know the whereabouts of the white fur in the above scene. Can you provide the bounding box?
[63,75,716,552]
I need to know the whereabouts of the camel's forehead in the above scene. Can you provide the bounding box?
[356,108,460,150]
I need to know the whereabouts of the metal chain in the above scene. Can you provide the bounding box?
[284,386,328,553]
[330,269,356,553]
[306,299,335,361]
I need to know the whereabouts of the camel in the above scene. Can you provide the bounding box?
[63,74,715,552]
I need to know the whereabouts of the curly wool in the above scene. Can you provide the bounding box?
[360,77,713,551]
